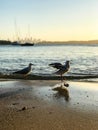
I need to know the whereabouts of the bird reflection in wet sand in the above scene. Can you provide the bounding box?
[13,63,33,77]
[53,84,69,101]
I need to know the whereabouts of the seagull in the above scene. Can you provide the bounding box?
[49,60,70,82]
[13,63,33,76]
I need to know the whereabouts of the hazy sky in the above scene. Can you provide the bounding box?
[0,0,98,41]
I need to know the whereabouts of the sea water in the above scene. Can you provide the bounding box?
[0,44,98,80]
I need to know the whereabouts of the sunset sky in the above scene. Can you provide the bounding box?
[0,0,98,41]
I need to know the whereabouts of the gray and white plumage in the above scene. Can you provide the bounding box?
[49,60,70,77]
[13,63,33,76]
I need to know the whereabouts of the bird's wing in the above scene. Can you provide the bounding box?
[49,63,63,69]
[54,65,69,75]
[13,67,29,74]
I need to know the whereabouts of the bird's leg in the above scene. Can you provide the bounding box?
[63,76,67,84]
[61,74,64,82]
[24,74,28,80]
[62,74,66,82]
[60,74,64,87]
[61,75,68,87]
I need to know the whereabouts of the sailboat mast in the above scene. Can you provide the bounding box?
[14,19,20,42]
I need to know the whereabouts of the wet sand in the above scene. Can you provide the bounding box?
[0,80,98,130]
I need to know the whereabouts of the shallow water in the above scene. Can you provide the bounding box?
[0,44,98,81]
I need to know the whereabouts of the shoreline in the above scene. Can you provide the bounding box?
[0,80,98,130]
[0,73,98,81]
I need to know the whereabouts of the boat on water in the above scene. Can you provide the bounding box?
[20,43,34,46]
[12,41,21,45]
[12,41,34,46]
[13,21,35,46]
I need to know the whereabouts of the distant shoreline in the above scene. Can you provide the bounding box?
[0,40,98,45]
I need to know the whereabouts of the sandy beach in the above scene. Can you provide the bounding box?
[0,80,98,130]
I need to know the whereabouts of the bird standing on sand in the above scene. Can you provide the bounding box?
[13,63,33,76]
[49,60,70,82]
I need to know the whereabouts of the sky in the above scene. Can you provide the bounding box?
[0,0,98,41]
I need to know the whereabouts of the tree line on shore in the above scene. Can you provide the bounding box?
[0,40,12,45]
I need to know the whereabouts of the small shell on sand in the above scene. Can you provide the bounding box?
[64,83,69,87]
[22,106,27,111]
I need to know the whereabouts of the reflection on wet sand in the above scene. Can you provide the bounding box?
[52,84,69,101]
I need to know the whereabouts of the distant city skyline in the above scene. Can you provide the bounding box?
[0,0,98,41]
